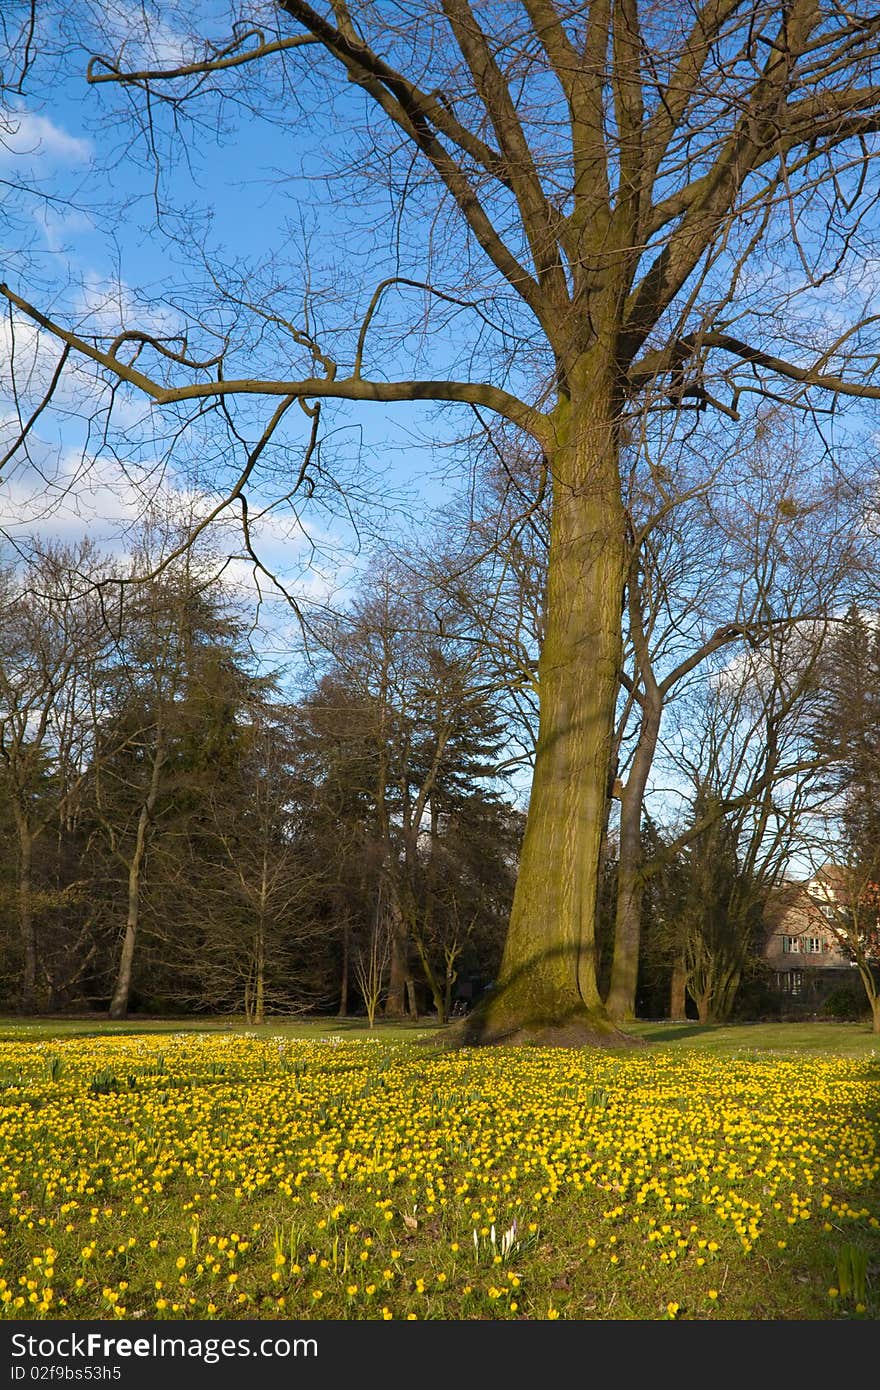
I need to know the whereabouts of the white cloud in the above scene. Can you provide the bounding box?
[0,447,343,624]
[96,2,200,72]
[74,271,181,338]
[0,311,105,412]
[0,281,181,431]
[0,108,92,166]
[30,202,95,254]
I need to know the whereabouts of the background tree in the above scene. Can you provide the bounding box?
[0,542,108,1010]
[652,603,835,1022]
[606,415,868,1019]
[808,608,880,1030]
[297,553,516,1018]
[805,856,880,1034]
[93,536,263,1019]
[161,698,329,1022]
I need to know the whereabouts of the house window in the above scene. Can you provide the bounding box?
[782,935,800,953]
[805,937,821,954]
[779,970,803,995]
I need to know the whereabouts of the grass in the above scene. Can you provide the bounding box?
[623,1019,880,1058]
[0,1018,877,1321]
[0,1016,436,1045]
[1,1014,877,1054]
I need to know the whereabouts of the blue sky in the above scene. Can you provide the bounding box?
[3,2,880,846]
[0,2,479,623]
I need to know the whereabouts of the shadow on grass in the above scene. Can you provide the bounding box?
[626,1022,731,1043]
[0,1014,442,1044]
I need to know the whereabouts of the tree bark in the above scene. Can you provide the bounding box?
[475,378,630,1042]
[605,691,662,1021]
[384,897,410,1018]
[855,962,879,1034]
[669,954,688,1021]
[108,800,150,1020]
[384,879,417,1018]
[337,914,350,1018]
[108,734,166,1020]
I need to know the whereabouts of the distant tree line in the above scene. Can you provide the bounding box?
[0,533,520,1021]
[3,426,880,1027]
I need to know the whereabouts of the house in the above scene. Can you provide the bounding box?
[762,868,854,997]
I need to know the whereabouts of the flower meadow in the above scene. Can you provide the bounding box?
[0,1032,878,1321]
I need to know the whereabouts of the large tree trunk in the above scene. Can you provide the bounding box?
[605,693,662,1021]
[384,872,418,1018]
[383,892,411,1018]
[669,954,688,1021]
[473,382,631,1043]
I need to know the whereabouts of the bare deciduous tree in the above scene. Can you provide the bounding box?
[0,542,108,1009]
[5,3,880,1039]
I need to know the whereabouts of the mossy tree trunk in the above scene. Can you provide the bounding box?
[476,368,629,1041]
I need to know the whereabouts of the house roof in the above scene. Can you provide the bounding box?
[809,863,849,892]
[763,880,817,931]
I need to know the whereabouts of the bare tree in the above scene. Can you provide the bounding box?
[606,415,870,1019]
[5,3,880,1039]
[657,604,837,1021]
[355,891,392,1029]
[304,553,511,1017]
[0,541,108,1009]
[799,848,880,1033]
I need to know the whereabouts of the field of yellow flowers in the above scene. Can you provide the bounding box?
[0,1031,877,1320]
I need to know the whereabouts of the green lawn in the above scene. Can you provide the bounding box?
[0,1016,436,1045]
[0,1014,877,1056]
[623,1018,880,1057]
